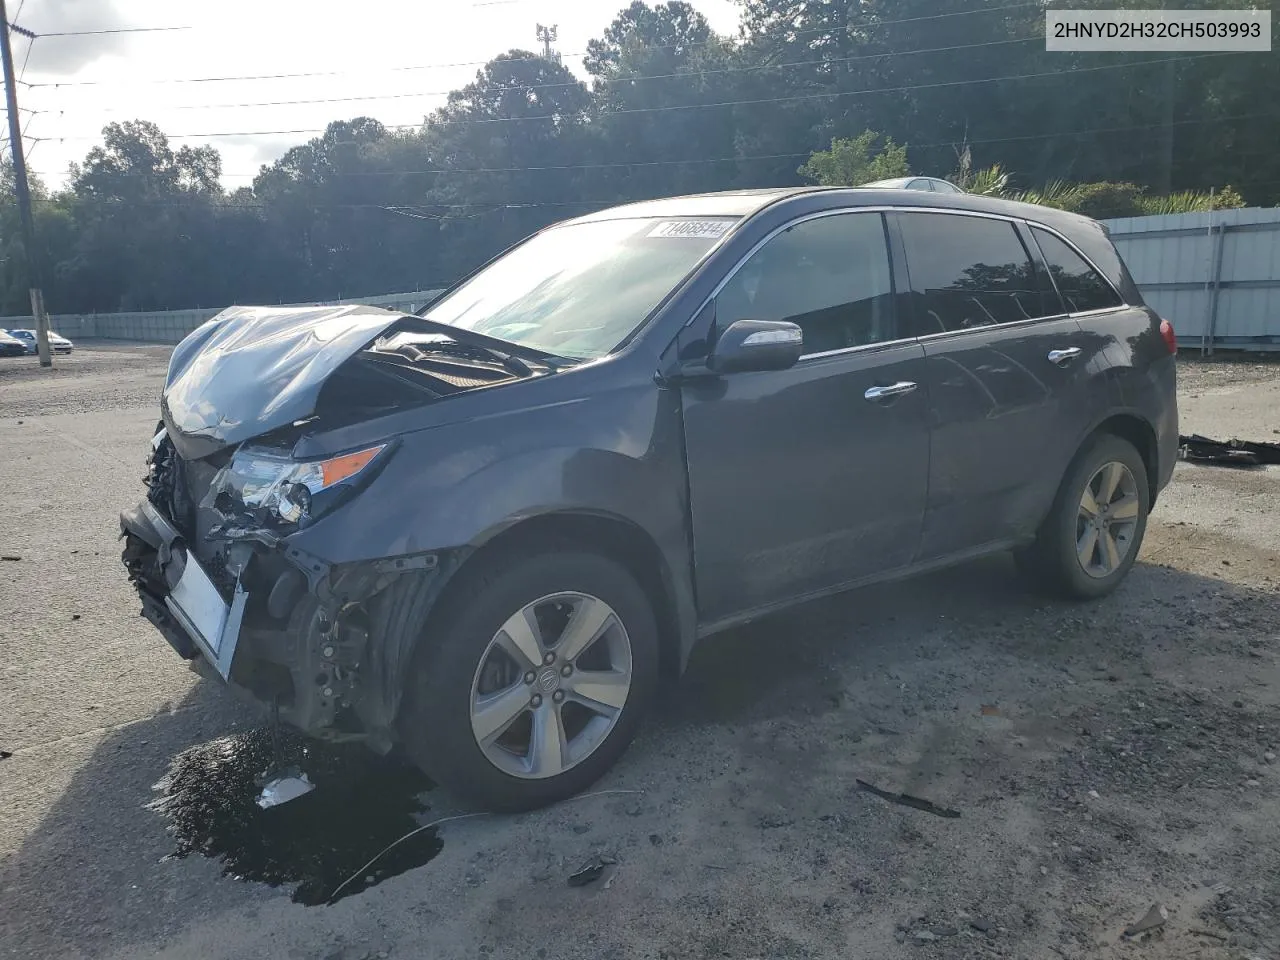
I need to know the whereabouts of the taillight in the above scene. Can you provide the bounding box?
[1159,317,1177,355]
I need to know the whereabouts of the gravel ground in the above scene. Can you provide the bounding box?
[1,346,1278,960]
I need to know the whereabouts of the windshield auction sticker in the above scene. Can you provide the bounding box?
[1046,9,1270,51]
[647,220,733,239]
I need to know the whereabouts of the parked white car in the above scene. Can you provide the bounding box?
[3,328,74,354]
[861,176,965,194]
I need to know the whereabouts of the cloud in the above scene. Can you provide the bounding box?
[15,0,147,74]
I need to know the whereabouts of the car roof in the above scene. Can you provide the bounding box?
[558,185,1100,234]
[562,187,804,224]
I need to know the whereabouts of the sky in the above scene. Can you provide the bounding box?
[9,0,742,192]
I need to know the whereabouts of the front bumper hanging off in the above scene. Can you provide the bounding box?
[119,500,248,679]
[120,492,449,750]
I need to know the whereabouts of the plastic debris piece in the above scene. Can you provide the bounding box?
[1123,902,1168,938]
[255,769,315,809]
[980,704,1001,716]
[856,779,960,818]
[568,858,608,887]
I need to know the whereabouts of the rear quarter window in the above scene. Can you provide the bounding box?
[1031,227,1124,313]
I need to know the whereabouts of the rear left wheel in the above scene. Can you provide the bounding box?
[1017,433,1150,600]
[400,549,658,812]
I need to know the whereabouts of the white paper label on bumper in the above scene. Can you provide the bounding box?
[168,553,229,654]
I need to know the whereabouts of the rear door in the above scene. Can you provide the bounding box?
[680,210,930,625]
[892,210,1108,560]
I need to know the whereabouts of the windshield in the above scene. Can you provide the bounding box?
[421,216,738,360]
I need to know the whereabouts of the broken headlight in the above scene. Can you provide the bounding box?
[208,442,390,527]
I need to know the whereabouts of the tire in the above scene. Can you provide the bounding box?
[399,548,659,812]
[1018,433,1150,600]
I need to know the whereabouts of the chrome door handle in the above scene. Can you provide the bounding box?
[864,381,918,402]
[1047,347,1083,366]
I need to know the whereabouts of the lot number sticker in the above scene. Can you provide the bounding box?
[647,220,732,240]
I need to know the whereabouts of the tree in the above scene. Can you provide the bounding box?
[420,51,596,279]
[0,159,76,315]
[54,121,235,311]
[70,120,222,202]
[3,0,1273,318]
[798,131,909,186]
[252,119,436,300]
[585,1,712,77]
[585,3,739,199]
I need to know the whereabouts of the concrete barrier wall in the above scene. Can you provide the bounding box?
[0,289,446,345]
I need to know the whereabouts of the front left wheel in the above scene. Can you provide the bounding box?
[400,548,659,812]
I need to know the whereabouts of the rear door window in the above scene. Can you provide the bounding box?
[1031,227,1125,313]
[897,212,1043,334]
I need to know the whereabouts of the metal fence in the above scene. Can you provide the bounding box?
[4,206,1280,352]
[1103,206,1280,353]
[0,289,446,346]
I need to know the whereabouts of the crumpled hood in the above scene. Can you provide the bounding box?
[162,303,406,456]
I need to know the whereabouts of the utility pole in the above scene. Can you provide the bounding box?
[1158,57,1176,197]
[1,0,52,367]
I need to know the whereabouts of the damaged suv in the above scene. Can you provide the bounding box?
[121,187,1178,811]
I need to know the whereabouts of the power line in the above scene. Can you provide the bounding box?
[27,112,1276,182]
[17,25,190,38]
[31,150,818,180]
[17,33,33,80]
[909,112,1277,153]
[23,53,583,89]
[23,1,1045,89]
[27,196,611,210]
[23,35,1045,114]
[25,52,1236,142]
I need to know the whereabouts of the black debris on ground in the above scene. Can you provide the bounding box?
[146,728,438,906]
[1180,434,1280,467]
[855,779,961,819]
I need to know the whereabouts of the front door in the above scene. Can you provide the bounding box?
[680,210,930,626]
[892,210,1109,559]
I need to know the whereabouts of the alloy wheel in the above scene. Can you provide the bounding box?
[469,591,632,779]
[1075,460,1141,578]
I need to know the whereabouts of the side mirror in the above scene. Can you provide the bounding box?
[708,319,803,375]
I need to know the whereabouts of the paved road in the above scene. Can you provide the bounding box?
[2,347,1278,960]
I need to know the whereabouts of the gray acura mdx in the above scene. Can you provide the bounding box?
[121,186,1179,810]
